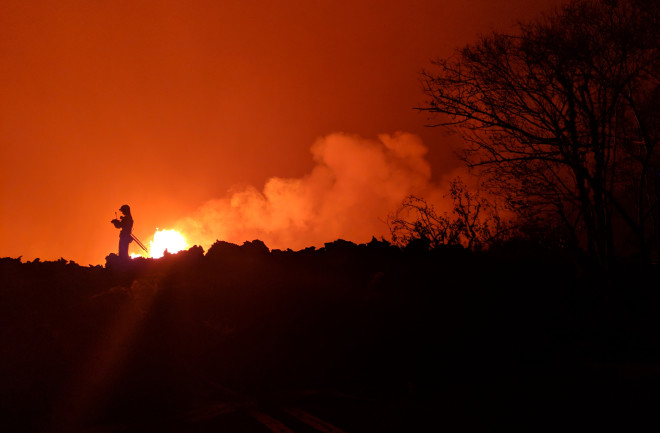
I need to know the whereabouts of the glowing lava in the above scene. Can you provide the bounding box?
[131,229,188,259]
[149,229,188,258]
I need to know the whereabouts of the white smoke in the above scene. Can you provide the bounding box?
[177,132,446,251]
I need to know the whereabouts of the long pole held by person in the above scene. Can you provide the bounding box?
[131,233,150,256]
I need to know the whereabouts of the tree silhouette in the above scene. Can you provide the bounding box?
[388,178,510,251]
[417,0,660,265]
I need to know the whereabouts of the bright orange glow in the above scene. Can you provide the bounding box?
[132,229,188,259]
[0,0,564,265]
[149,229,188,258]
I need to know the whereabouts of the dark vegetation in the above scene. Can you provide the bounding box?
[2,239,660,432]
[418,0,660,266]
[389,178,513,252]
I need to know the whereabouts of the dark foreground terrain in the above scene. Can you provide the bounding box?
[2,239,660,432]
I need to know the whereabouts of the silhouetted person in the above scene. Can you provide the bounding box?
[111,204,134,259]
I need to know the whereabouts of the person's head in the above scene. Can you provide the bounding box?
[119,204,131,215]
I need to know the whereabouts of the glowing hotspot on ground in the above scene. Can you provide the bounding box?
[131,229,188,259]
[149,229,188,258]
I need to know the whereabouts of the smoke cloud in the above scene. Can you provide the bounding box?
[177,132,448,251]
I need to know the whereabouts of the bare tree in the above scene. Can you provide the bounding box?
[388,178,511,251]
[388,195,455,250]
[417,0,660,265]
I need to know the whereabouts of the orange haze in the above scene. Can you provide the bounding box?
[0,0,564,265]
[178,132,438,251]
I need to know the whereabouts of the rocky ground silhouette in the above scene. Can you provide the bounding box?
[2,238,660,432]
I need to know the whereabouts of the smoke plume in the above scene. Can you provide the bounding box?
[177,132,447,251]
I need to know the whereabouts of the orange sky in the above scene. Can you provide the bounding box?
[0,0,563,265]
